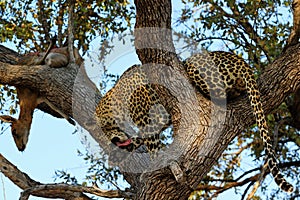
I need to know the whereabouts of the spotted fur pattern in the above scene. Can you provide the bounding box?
[184,51,293,192]
[95,52,293,192]
[95,65,170,157]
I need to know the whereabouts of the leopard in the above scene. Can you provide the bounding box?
[184,51,293,193]
[95,64,170,155]
[95,51,293,192]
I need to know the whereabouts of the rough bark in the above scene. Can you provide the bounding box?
[0,45,21,64]
[0,0,299,199]
[127,0,300,199]
[0,55,112,151]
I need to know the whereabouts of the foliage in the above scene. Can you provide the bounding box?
[0,85,17,115]
[178,0,291,67]
[0,0,134,53]
[0,85,17,134]
[54,149,124,190]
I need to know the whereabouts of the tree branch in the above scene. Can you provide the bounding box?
[246,180,260,200]
[0,45,21,64]
[196,173,261,191]
[197,160,300,198]
[67,0,75,64]
[0,153,134,199]
[37,0,52,49]
[285,0,300,50]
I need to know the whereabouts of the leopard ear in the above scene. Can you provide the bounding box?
[0,115,17,123]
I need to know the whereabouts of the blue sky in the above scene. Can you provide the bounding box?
[0,112,86,199]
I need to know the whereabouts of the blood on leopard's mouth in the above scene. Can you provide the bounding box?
[116,138,132,147]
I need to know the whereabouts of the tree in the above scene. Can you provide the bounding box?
[0,0,300,199]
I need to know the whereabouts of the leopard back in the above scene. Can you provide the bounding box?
[184,51,293,192]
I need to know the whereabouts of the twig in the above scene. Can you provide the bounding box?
[67,0,75,64]
[246,179,261,200]
[1,173,6,200]
[244,162,267,200]
[241,182,254,200]
[284,0,300,51]
[37,0,51,49]
[197,160,300,197]
[203,0,271,62]
[57,0,65,47]
[196,173,261,191]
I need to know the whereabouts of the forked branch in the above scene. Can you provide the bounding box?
[0,153,134,200]
[197,161,300,199]
[284,0,300,50]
